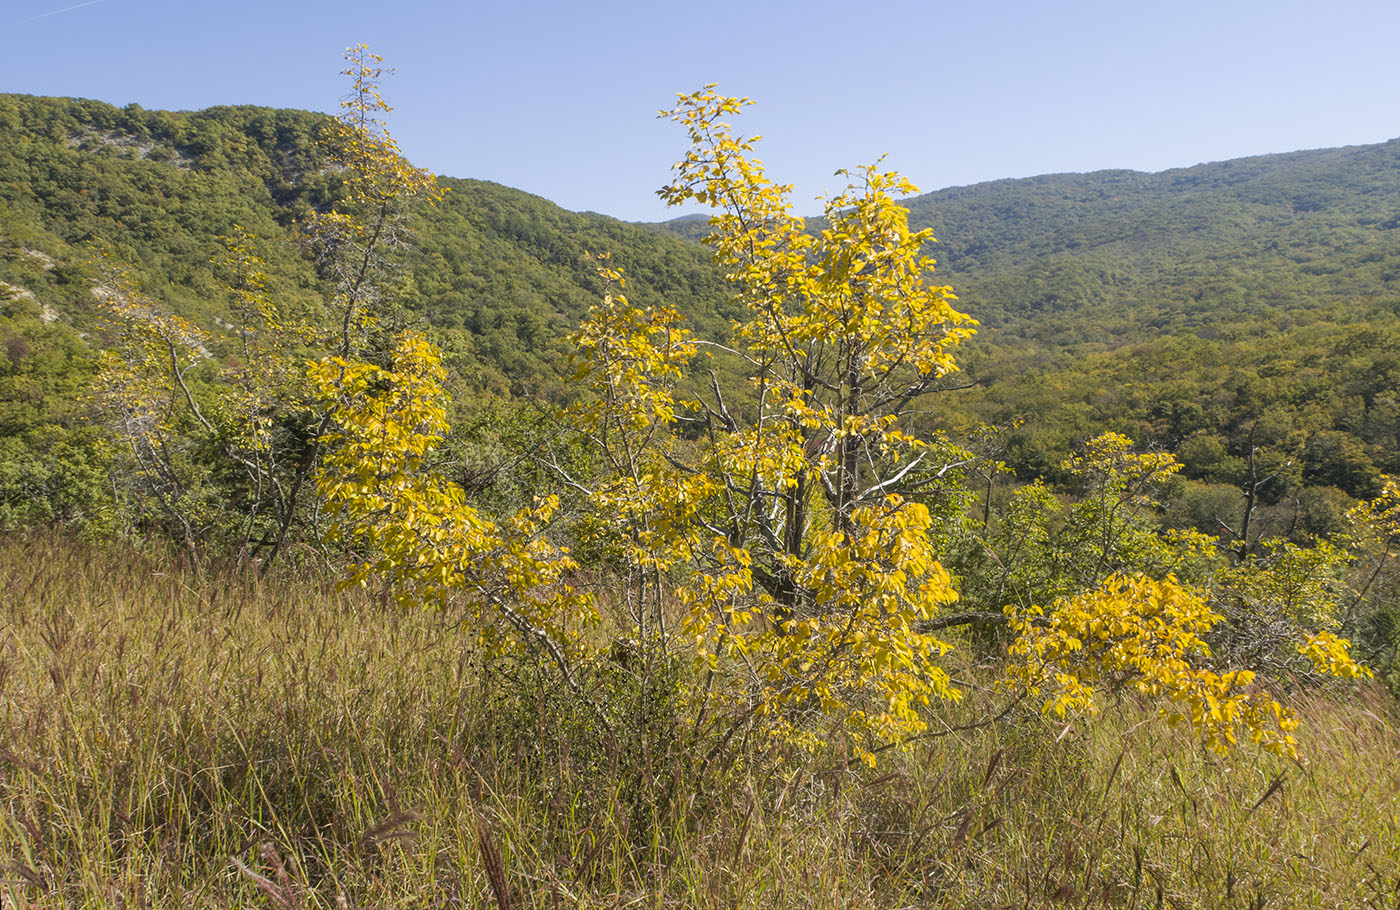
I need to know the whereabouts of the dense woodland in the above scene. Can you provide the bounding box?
[3,66,1400,908]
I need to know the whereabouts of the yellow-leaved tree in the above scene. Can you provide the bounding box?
[309,44,443,359]
[299,50,608,717]
[562,88,1369,765]
[565,88,981,763]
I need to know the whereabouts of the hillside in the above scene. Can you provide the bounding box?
[4,91,1400,530]
[0,93,729,524]
[0,93,729,391]
[892,144,1400,499]
[657,142,1400,505]
[910,142,1400,328]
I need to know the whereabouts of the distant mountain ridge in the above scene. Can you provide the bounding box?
[895,140,1400,498]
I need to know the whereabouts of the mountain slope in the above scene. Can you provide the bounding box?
[0,93,730,392]
[909,142,1400,329]
[4,91,1400,530]
[0,93,730,526]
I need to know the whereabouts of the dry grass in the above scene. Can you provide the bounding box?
[2,533,1398,908]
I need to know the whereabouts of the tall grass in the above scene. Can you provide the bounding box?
[2,533,1397,907]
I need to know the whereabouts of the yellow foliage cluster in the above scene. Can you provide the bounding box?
[569,261,697,442]
[657,88,975,460]
[310,332,596,671]
[1006,574,1304,756]
[1297,629,1372,681]
[1351,476,1400,551]
[1064,432,1181,500]
[685,496,962,764]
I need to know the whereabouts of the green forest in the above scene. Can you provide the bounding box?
[2,53,1399,909]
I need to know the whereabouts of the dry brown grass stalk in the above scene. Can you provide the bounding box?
[1,535,1397,908]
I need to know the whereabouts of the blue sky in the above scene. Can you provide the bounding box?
[5,0,1400,221]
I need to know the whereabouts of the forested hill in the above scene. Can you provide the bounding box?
[4,90,1400,529]
[882,141,1400,500]
[908,141,1400,323]
[0,93,728,396]
[0,92,730,525]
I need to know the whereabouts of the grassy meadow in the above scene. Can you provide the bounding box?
[2,533,1398,909]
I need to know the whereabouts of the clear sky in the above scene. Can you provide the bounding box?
[4,0,1399,221]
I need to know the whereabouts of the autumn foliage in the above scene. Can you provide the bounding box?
[299,83,1375,767]
[87,56,1378,771]
[11,46,1398,910]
